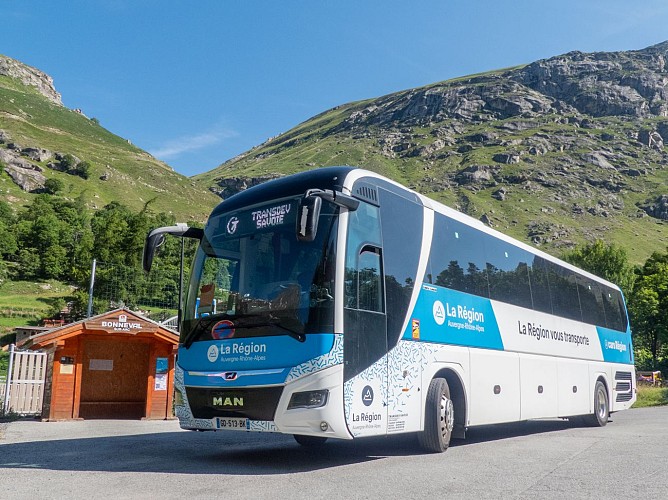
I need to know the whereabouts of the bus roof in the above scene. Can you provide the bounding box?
[210,166,357,218]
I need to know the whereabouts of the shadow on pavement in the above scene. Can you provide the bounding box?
[0,418,584,475]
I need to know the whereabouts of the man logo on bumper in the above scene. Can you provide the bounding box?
[212,396,244,407]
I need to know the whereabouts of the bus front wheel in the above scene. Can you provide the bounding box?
[418,377,454,453]
[293,434,328,447]
[584,380,609,427]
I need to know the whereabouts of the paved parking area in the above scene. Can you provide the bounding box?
[1,407,667,499]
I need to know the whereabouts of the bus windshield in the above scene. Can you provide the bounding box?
[181,197,339,345]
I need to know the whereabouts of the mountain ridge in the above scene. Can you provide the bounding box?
[196,41,668,264]
[0,54,219,221]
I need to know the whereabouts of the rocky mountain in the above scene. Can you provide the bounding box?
[0,55,62,105]
[196,41,668,263]
[0,54,219,221]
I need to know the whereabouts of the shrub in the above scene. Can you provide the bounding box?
[44,177,64,194]
[74,161,91,180]
[60,153,76,170]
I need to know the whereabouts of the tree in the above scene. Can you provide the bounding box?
[563,240,635,297]
[0,220,17,257]
[17,248,41,279]
[44,177,64,194]
[60,153,77,170]
[0,201,19,277]
[628,250,668,370]
[74,161,91,180]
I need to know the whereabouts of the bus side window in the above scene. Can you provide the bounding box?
[577,276,606,327]
[357,247,384,313]
[603,287,625,331]
[547,263,582,321]
[431,216,489,298]
[529,257,553,315]
[345,202,382,310]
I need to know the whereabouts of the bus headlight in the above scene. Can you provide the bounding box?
[287,389,329,409]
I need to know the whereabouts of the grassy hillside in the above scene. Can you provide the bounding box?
[0,74,219,221]
[194,47,668,265]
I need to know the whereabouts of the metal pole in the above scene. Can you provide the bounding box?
[87,258,97,318]
[178,238,185,330]
[2,344,15,415]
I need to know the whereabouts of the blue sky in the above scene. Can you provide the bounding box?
[3,1,668,177]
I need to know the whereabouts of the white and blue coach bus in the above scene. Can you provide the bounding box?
[144,166,635,452]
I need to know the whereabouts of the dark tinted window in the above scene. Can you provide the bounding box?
[485,237,533,309]
[603,286,625,331]
[431,216,489,298]
[529,257,553,314]
[547,263,582,321]
[577,276,607,326]
[378,188,423,347]
[345,202,382,309]
[357,247,384,312]
[428,213,629,330]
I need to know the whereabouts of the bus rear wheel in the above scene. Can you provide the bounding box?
[418,377,454,453]
[584,380,609,427]
[293,434,328,447]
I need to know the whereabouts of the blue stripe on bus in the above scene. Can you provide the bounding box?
[403,284,504,350]
[179,333,336,374]
[596,326,634,364]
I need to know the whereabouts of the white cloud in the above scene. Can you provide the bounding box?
[150,126,238,160]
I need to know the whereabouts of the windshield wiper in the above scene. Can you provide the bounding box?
[182,316,218,349]
[182,314,306,348]
[235,315,306,343]
[267,320,306,343]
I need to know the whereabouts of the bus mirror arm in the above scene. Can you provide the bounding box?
[304,189,360,211]
[142,224,204,273]
[297,189,360,243]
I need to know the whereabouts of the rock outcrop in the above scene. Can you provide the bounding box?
[210,175,282,199]
[0,55,62,105]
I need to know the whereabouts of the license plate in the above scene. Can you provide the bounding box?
[215,417,248,430]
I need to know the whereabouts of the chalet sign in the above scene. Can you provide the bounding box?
[84,312,158,334]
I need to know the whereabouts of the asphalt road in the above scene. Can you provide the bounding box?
[1,406,666,499]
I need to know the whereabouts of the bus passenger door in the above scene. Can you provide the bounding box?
[343,245,388,438]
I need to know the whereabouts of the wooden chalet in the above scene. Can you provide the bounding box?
[23,308,178,420]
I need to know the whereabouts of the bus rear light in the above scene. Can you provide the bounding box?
[288,390,329,409]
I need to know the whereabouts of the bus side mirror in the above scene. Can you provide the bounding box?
[143,232,166,273]
[297,195,322,242]
[142,224,204,273]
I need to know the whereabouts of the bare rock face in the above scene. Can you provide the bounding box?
[0,147,46,191]
[637,129,664,150]
[0,55,62,105]
[21,147,53,162]
[656,121,668,142]
[4,164,46,192]
[512,43,668,118]
[210,175,282,199]
[583,152,616,169]
[640,195,668,220]
[455,165,499,185]
[0,148,42,171]
[493,152,521,164]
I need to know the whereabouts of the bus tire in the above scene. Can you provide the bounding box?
[584,380,609,427]
[418,377,454,453]
[293,434,328,447]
